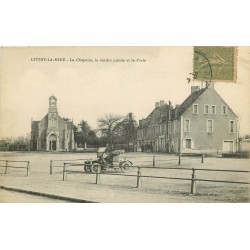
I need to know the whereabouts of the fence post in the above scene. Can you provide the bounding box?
[136,167,142,188]
[201,154,204,163]
[95,167,101,184]
[191,168,196,194]
[50,160,53,175]
[63,163,67,181]
[153,156,155,167]
[27,161,30,176]
[5,160,8,174]
[178,154,181,165]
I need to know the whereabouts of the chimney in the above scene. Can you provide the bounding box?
[139,120,142,126]
[191,86,200,94]
[160,100,165,106]
[155,102,160,108]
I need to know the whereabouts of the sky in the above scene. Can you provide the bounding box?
[0,46,249,138]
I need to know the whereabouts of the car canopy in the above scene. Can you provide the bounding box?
[110,150,125,156]
[97,147,107,157]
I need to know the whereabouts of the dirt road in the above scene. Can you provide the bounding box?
[0,151,249,202]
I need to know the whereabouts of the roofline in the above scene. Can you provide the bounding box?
[145,103,171,119]
[175,88,206,118]
[173,86,238,119]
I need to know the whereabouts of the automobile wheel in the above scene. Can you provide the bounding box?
[91,163,101,173]
[120,163,130,172]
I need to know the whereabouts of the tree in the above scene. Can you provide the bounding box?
[97,113,122,149]
[7,135,30,151]
[74,120,97,147]
[62,117,70,122]
[78,120,91,136]
[239,134,250,142]
[118,112,138,151]
[73,125,78,133]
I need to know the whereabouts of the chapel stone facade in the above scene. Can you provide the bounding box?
[30,96,75,151]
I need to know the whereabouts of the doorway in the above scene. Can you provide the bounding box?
[51,140,56,151]
[223,140,234,153]
[49,134,57,151]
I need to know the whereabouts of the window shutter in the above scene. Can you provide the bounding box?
[182,139,186,149]
[191,139,194,149]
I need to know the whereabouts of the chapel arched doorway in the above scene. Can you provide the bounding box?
[49,134,57,151]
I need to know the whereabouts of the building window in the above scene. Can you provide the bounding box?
[207,119,213,133]
[230,120,235,133]
[185,139,192,149]
[183,138,194,149]
[211,105,216,114]
[204,105,209,114]
[193,104,198,114]
[222,105,227,115]
[184,119,190,132]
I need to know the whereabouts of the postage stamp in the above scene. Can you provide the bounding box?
[193,46,238,82]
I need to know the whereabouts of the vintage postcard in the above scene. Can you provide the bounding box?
[0,46,249,202]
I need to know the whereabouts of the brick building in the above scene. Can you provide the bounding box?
[30,96,75,151]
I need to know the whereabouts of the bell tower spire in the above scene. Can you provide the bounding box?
[48,95,58,113]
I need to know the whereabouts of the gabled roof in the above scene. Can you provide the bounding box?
[173,86,238,119]
[137,103,172,129]
[40,114,48,123]
[175,88,206,118]
[31,120,40,127]
[147,103,170,119]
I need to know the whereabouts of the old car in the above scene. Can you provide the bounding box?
[84,147,132,173]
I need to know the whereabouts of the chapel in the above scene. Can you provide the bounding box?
[30,96,75,151]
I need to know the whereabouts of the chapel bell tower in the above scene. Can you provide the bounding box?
[48,95,58,113]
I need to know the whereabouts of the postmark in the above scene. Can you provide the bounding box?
[193,46,238,82]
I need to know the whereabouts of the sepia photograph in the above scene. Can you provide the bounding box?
[0,46,249,203]
[1,1,250,250]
